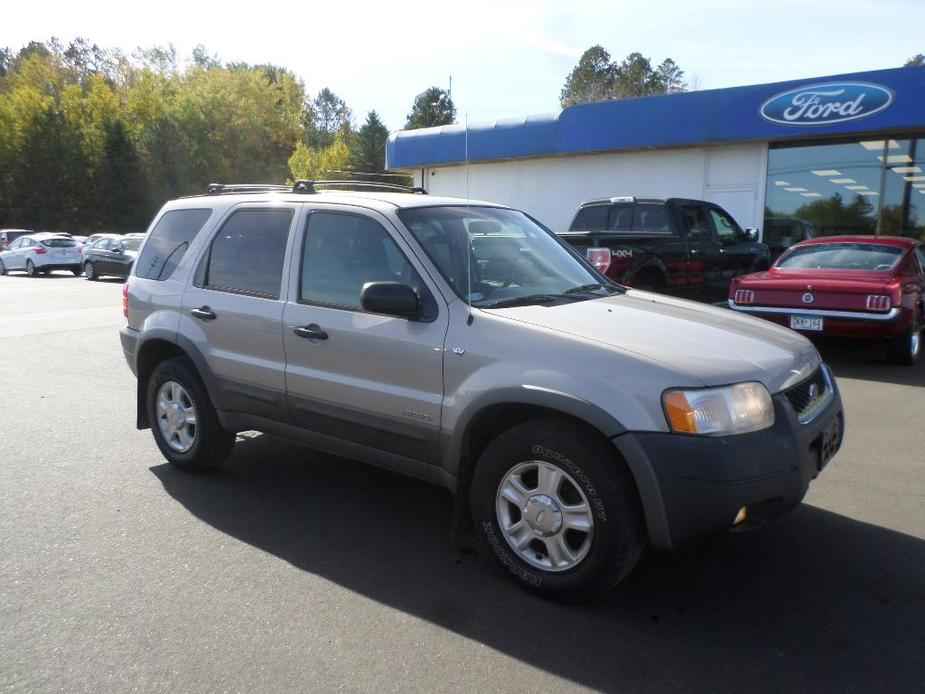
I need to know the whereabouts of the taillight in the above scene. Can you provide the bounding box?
[865,294,891,312]
[734,289,755,305]
[32,245,47,255]
[122,281,129,319]
[586,247,611,274]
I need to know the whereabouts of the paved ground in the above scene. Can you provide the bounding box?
[0,272,923,693]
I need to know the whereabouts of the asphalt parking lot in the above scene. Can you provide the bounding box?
[1,273,923,693]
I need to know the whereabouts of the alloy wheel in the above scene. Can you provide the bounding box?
[156,381,198,453]
[495,460,595,572]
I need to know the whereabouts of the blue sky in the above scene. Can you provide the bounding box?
[3,0,923,132]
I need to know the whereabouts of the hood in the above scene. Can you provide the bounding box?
[487,290,819,393]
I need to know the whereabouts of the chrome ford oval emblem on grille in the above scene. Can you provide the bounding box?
[802,292,814,304]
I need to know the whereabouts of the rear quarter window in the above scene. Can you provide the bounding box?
[571,205,609,231]
[135,209,213,280]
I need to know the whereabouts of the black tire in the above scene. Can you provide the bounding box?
[630,269,665,293]
[470,418,645,602]
[84,262,97,281]
[887,309,922,366]
[0,259,6,275]
[71,266,82,276]
[26,260,36,277]
[146,356,234,470]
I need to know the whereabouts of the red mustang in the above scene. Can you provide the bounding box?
[728,235,925,365]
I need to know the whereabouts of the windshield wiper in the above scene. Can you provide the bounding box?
[562,283,621,295]
[482,294,575,309]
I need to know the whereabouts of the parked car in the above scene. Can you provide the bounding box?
[83,234,145,280]
[121,181,843,601]
[763,217,816,262]
[0,228,33,251]
[729,235,925,365]
[0,232,83,276]
[558,196,770,302]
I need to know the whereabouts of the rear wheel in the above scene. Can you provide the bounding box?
[146,356,234,470]
[26,260,36,277]
[887,310,922,365]
[84,262,97,281]
[70,265,82,276]
[0,259,6,275]
[470,418,645,601]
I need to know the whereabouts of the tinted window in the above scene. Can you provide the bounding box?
[301,212,425,310]
[41,238,76,248]
[572,205,609,231]
[135,209,213,280]
[608,205,633,231]
[633,204,671,232]
[681,205,710,241]
[709,208,742,245]
[777,243,902,270]
[916,247,925,272]
[204,209,292,299]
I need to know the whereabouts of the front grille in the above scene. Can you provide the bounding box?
[783,367,830,422]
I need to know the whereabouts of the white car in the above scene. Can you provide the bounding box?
[0,232,83,276]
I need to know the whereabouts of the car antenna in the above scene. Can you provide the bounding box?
[465,112,474,326]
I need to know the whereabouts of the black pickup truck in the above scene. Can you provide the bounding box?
[558,197,770,301]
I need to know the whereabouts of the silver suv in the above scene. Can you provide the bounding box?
[121,181,844,600]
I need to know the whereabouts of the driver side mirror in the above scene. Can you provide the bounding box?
[745,227,760,242]
[361,281,420,319]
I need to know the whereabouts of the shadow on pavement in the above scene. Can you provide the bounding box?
[152,434,925,692]
[814,337,925,388]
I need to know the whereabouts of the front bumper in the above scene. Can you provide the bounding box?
[615,367,844,549]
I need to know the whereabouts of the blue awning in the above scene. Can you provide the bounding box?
[386,66,925,169]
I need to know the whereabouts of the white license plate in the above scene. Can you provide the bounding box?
[790,315,823,331]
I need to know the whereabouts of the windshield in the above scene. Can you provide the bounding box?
[776,242,902,271]
[398,206,613,308]
[122,238,143,252]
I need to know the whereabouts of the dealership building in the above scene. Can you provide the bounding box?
[386,66,925,241]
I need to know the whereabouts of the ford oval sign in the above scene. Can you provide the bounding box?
[760,82,893,126]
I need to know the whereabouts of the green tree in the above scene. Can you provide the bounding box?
[560,46,687,108]
[288,134,352,180]
[99,119,149,230]
[303,88,351,149]
[351,111,390,179]
[905,54,924,67]
[404,87,455,129]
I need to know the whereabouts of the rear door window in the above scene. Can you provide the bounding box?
[632,204,671,232]
[202,208,293,299]
[135,209,213,281]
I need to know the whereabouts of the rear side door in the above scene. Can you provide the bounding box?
[676,203,721,295]
[282,207,448,476]
[181,204,298,422]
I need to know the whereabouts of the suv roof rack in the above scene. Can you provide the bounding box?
[205,180,428,196]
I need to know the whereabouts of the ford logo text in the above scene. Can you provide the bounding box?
[760,82,893,126]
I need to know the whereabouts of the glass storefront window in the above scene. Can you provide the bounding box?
[880,137,924,238]
[765,135,925,245]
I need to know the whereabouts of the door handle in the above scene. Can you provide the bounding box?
[293,324,328,341]
[719,248,727,253]
[191,306,217,321]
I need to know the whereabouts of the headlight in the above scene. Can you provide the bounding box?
[662,382,774,436]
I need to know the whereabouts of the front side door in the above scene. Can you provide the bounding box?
[181,205,297,421]
[677,203,721,295]
[6,237,26,269]
[707,205,758,289]
[282,208,447,473]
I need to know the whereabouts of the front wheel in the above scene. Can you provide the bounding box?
[146,356,235,470]
[887,310,922,365]
[84,262,97,281]
[470,418,645,601]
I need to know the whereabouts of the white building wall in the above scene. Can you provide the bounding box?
[413,142,769,231]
